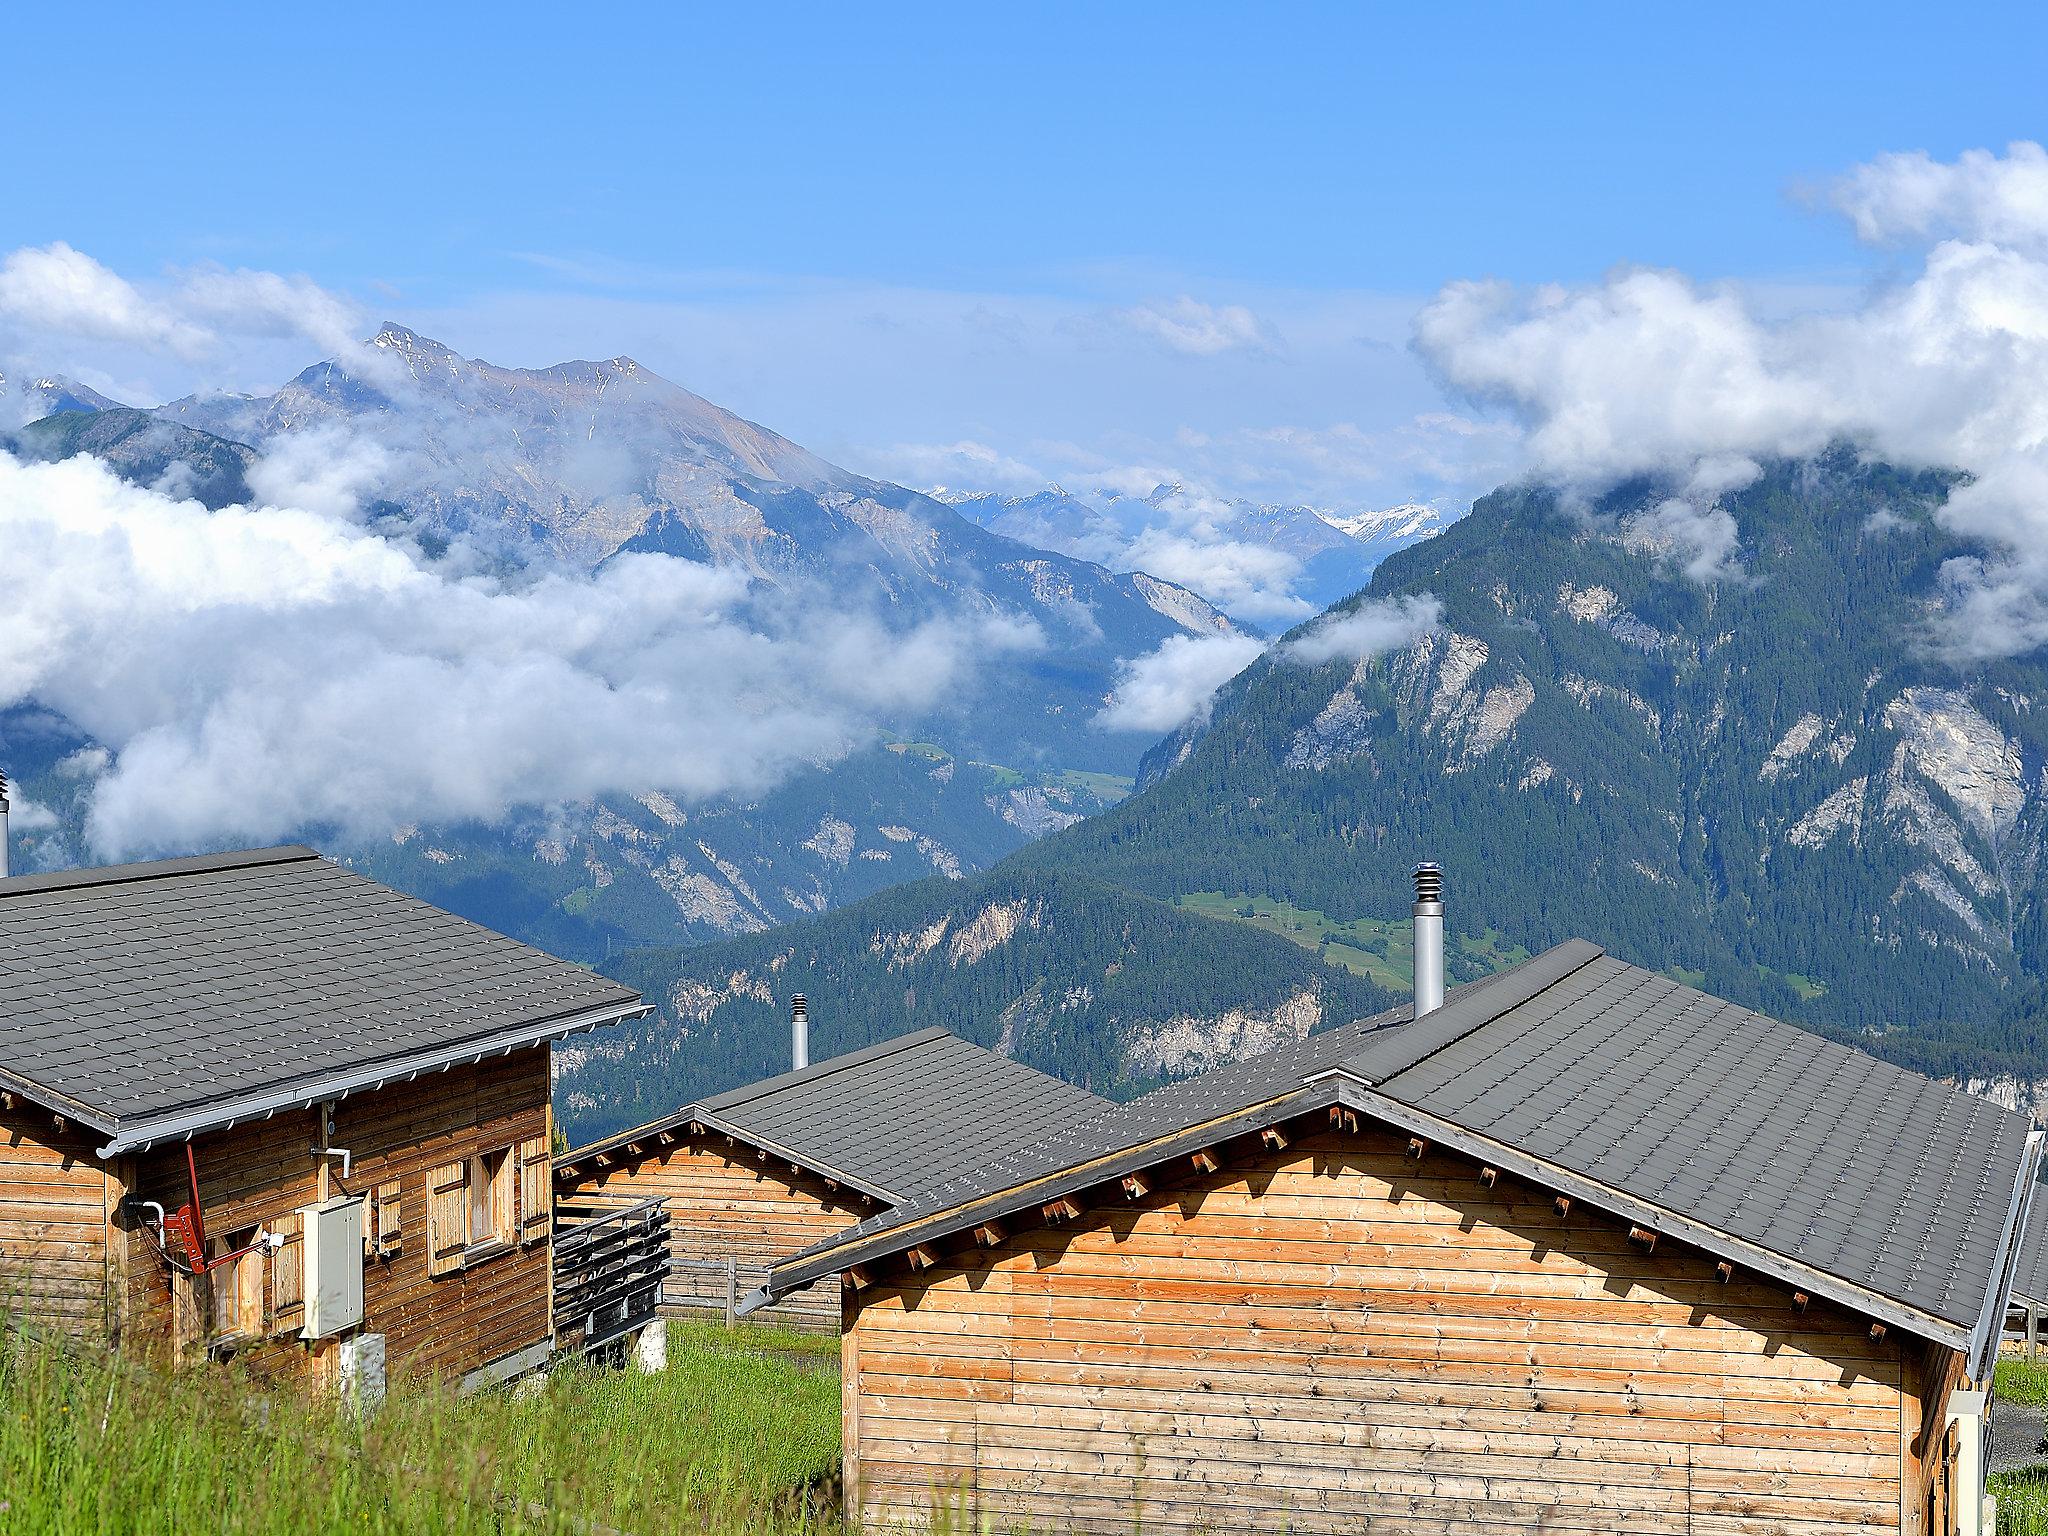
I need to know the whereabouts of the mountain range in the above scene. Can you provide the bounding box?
[1,328,1239,955]
[556,450,2048,1136]
[939,483,1450,625]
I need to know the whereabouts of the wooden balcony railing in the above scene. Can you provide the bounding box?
[552,1197,671,1354]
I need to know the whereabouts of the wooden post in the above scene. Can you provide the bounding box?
[2030,1301,2039,1363]
[724,1255,737,1329]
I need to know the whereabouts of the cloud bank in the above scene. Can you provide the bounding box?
[0,451,1031,857]
[1413,140,2048,657]
[1097,593,1445,734]
[1285,595,1444,665]
[1094,633,1266,734]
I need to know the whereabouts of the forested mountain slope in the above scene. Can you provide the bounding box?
[575,452,2048,1127]
[558,868,1399,1142]
[1040,453,2048,1081]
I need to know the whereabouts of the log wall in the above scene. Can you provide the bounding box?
[117,1048,553,1385]
[563,1133,875,1330]
[844,1120,1951,1535]
[0,1104,113,1336]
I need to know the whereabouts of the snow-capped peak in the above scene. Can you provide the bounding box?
[1315,502,1448,542]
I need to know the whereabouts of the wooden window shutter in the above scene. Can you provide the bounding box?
[517,1137,550,1245]
[270,1213,305,1336]
[427,1160,468,1277]
[372,1179,403,1257]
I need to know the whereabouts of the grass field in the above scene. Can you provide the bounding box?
[0,1322,842,1535]
[1178,891,1529,990]
[1994,1357,2048,1532]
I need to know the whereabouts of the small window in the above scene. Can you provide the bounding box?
[210,1227,266,1341]
[469,1148,515,1251]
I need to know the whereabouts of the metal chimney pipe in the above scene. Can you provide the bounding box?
[1412,863,1444,1017]
[0,771,11,880]
[790,994,809,1071]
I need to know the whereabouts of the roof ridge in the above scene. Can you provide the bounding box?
[0,845,320,898]
[1338,938,1606,1087]
[694,1025,957,1114]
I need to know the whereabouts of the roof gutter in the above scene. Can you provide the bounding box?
[93,999,650,1158]
[1969,1126,2044,1383]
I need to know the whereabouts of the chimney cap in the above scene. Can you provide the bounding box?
[1412,862,1443,904]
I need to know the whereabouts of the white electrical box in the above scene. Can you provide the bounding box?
[300,1194,366,1340]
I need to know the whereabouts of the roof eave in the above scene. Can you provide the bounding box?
[763,1082,1340,1301]
[0,1066,119,1137]
[687,1106,900,1203]
[93,998,650,1159]
[1968,1126,2045,1381]
[1338,1078,1978,1355]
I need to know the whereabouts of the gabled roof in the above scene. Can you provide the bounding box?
[559,1026,1110,1203]
[0,846,647,1154]
[753,940,2042,1360]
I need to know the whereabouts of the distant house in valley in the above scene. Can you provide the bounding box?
[746,874,2041,1536]
[0,846,648,1391]
[556,1024,1107,1329]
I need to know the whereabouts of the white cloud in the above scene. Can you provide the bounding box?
[1094,632,1264,734]
[1413,141,2048,651]
[176,264,369,362]
[1122,526,1311,626]
[1118,296,1269,356]
[1832,141,2048,252]
[247,425,397,520]
[0,243,211,357]
[1284,595,1443,665]
[0,450,1037,857]
[871,438,1047,496]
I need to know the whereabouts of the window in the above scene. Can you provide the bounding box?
[470,1147,515,1251]
[426,1147,521,1277]
[210,1227,266,1341]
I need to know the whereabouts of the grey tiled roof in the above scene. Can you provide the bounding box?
[564,1026,1110,1202]
[781,952,1566,1261]
[0,846,644,1143]
[2013,1202,2048,1308]
[767,938,2035,1341]
[1368,952,2029,1334]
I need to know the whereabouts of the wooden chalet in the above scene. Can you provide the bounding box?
[2008,1203,2048,1357]
[750,924,2041,1535]
[0,846,649,1391]
[556,1026,1106,1329]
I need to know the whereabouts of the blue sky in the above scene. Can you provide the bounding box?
[6,3,2048,508]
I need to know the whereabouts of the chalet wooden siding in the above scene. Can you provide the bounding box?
[842,1120,1941,1535]
[0,1106,115,1337]
[565,1136,871,1330]
[116,1048,553,1384]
